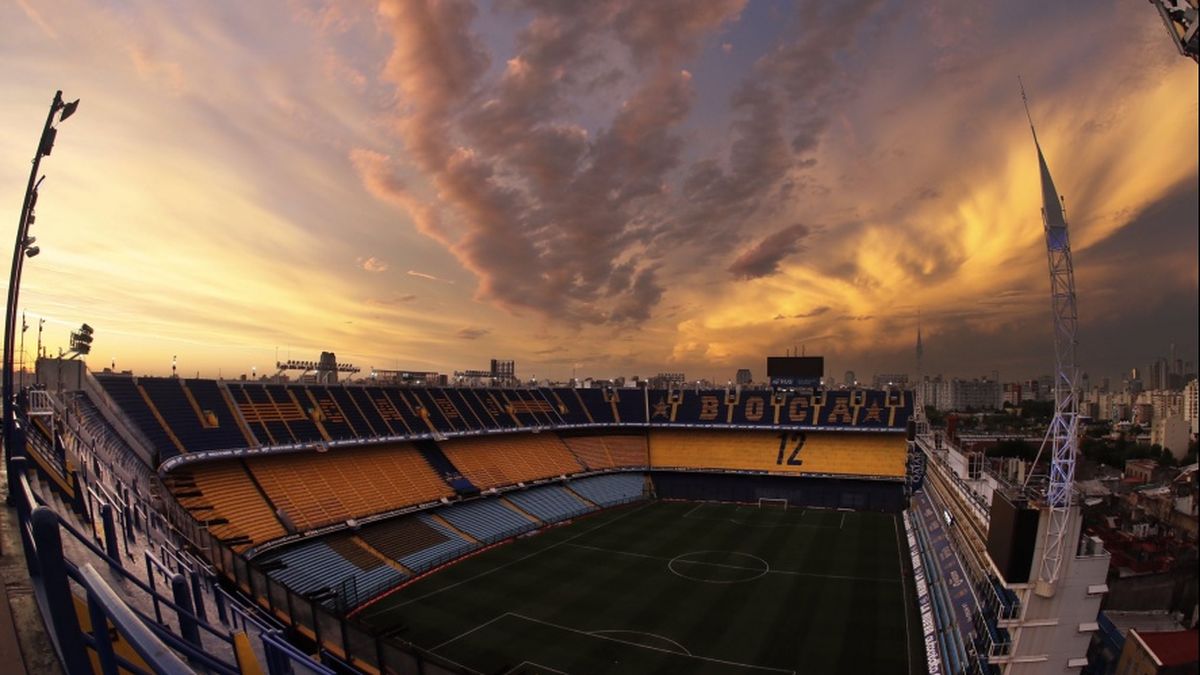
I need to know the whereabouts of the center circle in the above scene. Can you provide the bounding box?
[667,550,769,584]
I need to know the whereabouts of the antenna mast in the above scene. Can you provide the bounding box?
[1021,79,1081,598]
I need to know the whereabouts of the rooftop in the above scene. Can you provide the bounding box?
[1133,629,1200,667]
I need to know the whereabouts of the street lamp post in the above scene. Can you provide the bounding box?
[3,90,79,500]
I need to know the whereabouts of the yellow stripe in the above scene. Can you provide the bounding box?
[233,631,266,675]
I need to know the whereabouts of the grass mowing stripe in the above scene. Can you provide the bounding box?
[363,501,652,617]
[366,501,910,673]
[893,515,914,675]
[564,542,898,583]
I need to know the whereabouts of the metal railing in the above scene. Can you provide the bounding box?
[7,415,338,674]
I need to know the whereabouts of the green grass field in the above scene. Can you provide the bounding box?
[354,501,922,674]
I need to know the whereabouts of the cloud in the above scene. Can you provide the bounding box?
[728,223,811,279]
[365,294,417,306]
[357,256,389,273]
[773,306,831,320]
[664,1,885,258]
[366,0,742,324]
[406,270,453,283]
[127,44,187,96]
[456,326,490,340]
[15,0,56,39]
[9,0,1193,383]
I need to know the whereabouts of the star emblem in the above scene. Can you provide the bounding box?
[652,398,669,418]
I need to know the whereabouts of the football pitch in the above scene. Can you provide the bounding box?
[354,501,923,674]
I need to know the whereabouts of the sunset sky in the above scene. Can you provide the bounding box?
[2,0,1196,384]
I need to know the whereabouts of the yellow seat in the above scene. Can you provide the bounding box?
[648,430,905,478]
[441,435,583,489]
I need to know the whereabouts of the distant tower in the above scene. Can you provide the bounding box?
[916,311,924,378]
[914,311,926,419]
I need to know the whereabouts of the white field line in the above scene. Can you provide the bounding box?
[508,613,797,675]
[432,612,510,652]
[565,542,900,584]
[502,662,570,675]
[363,502,652,617]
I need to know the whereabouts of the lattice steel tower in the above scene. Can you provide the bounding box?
[1021,81,1081,598]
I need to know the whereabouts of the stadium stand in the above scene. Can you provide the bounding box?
[367,387,422,436]
[355,515,473,575]
[167,460,287,551]
[23,414,73,496]
[433,498,537,542]
[607,434,650,466]
[321,386,374,437]
[298,385,351,439]
[179,377,255,449]
[265,384,325,442]
[441,388,490,431]
[228,382,291,445]
[260,538,407,609]
[559,433,649,470]
[409,388,464,433]
[648,429,907,478]
[139,377,249,454]
[400,516,475,572]
[439,434,583,489]
[566,473,646,508]
[612,388,645,423]
[98,381,915,469]
[571,387,615,424]
[472,389,521,428]
[94,374,181,462]
[504,486,591,522]
[559,434,615,470]
[545,388,588,425]
[501,388,560,427]
[247,443,453,532]
[414,441,477,493]
[659,388,912,429]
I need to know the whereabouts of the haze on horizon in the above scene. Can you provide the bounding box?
[2,0,1197,384]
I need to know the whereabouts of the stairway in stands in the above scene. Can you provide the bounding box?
[414,440,478,495]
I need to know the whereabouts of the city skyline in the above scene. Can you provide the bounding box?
[2,0,1197,383]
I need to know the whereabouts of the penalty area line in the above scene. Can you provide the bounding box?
[502,661,571,675]
[508,613,797,674]
[431,612,510,652]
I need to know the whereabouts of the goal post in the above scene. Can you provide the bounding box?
[758,498,789,510]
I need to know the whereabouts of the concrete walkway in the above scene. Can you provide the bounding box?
[0,460,62,675]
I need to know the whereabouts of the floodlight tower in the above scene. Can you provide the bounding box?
[1021,81,1080,598]
[4,91,79,502]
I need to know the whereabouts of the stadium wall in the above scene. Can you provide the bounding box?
[650,471,905,512]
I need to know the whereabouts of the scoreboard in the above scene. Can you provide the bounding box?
[767,356,824,387]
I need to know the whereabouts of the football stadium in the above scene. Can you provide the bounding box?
[5,2,1196,674]
[10,368,927,674]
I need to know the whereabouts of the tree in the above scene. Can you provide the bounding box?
[1019,400,1055,420]
[924,406,945,426]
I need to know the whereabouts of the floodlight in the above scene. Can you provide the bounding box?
[24,246,40,258]
[59,99,80,122]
